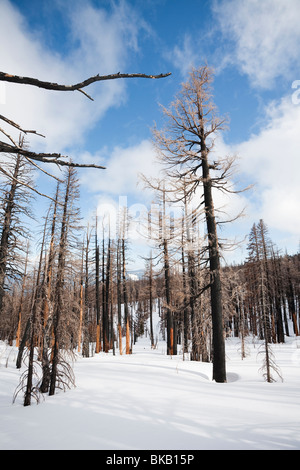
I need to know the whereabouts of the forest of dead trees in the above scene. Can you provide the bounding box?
[0,145,299,404]
[0,65,299,404]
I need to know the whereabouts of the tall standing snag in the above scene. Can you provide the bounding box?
[0,137,35,318]
[152,66,245,382]
[49,167,80,396]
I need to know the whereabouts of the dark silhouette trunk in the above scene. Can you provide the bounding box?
[49,169,72,396]
[0,155,21,314]
[201,138,226,382]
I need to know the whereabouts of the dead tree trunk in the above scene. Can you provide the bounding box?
[201,140,226,382]
[149,252,155,348]
[40,184,59,393]
[102,232,109,353]
[82,228,91,357]
[95,218,101,353]
[24,214,48,406]
[49,168,73,396]
[105,237,112,351]
[15,242,30,347]
[0,153,22,313]
[117,239,123,354]
[122,237,131,354]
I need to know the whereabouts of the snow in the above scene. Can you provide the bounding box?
[1,323,300,450]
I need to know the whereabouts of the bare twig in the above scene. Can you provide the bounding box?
[0,165,63,203]
[24,156,64,183]
[0,114,45,137]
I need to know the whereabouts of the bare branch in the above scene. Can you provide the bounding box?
[0,70,171,170]
[0,127,19,146]
[0,71,171,101]
[0,141,106,169]
[23,156,64,183]
[0,165,61,203]
[0,114,45,137]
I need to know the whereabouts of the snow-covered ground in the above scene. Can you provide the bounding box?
[1,326,300,450]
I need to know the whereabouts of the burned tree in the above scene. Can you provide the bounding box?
[151,66,246,382]
[139,179,178,355]
[0,137,35,319]
[49,166,80,396]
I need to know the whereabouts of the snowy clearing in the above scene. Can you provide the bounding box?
[1,334,300,451]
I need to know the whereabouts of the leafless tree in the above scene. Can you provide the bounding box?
[119,207,131,354]
[94,216,101,354]
[49,166,80,396]
[82,225,93,358]
[150,66,247,382]
[0,137,35,317]
[139,179,179,355]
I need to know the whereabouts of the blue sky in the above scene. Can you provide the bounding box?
[1,0,300,269]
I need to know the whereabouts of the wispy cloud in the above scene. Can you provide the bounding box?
[225,96,300,247]
[165,34,200,77]
[166,0,300,87]
[212,0,300,89]
[79,139,162,200]
[0,0,147,153]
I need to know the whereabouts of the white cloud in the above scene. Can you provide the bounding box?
[228,96,300,248]
[79,139,162,200]
[0,0,144,153]
[166,34,199,77]
[213,0,300,88]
